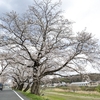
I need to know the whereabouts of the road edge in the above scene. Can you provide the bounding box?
[13,90,24,100]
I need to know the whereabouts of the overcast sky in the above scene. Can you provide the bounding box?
[0,0,100,40]
[0,0,100,73]
[62,0,100,40]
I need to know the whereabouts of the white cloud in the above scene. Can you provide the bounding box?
[61,0,100,39]
[0,0,33,15]
[0,0,100,39]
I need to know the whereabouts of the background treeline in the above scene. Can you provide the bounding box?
[51,73,100,83]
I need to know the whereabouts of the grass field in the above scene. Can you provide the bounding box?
[43,88,100,100]
[21,88,100,100]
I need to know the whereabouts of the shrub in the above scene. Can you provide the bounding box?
[95,85,100,92]
[80,86,96,91]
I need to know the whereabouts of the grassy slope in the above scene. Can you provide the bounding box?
[20,91,45,100]
[20,88,100,100]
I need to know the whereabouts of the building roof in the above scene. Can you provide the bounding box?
[71,82,89,85]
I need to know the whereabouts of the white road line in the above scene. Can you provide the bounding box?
[13,90,24,100]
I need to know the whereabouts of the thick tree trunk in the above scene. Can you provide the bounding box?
[30,80,40,95]
[23,83,30,92]
[17,83,24,91]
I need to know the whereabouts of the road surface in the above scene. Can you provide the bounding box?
[0,88,29,100]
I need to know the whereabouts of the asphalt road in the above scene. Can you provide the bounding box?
[0,88,29,100]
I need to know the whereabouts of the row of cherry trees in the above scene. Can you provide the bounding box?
[0,0,100,95]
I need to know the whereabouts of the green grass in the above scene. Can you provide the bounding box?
[44,94,86,100]
[46,90,100,98]
[43,88,100,100]
[44,92,100,100]
[20,91,45,100]
[44,93,72,100]
[19,88,100,100]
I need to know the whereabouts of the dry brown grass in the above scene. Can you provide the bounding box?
[53,88,100,95]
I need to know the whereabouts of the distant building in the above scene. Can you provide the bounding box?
[89,81,100,87]
[71,81,100,87]
[71,82,90,86]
